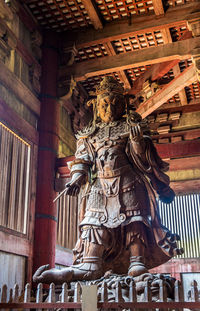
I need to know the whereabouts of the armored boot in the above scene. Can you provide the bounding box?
[128,230,148,277]
[69,256,103,281]
[128,255,148,277]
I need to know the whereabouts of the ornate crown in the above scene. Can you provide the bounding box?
[96,76,124,95]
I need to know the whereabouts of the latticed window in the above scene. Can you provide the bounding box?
[0,122,31,234]
[158,194,200,259]
[57,194,79,250]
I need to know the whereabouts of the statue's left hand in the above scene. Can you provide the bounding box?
[130,124,143,141]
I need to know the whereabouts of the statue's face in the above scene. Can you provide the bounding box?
[97,94,125,123]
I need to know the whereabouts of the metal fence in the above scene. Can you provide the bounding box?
[0,280,200,310]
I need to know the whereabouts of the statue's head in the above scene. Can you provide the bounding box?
[96,76,125,123]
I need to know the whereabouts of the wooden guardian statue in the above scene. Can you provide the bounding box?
[33,76,183,284]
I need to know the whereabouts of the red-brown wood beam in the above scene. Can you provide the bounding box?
[137,65,198,118]
[128,30,192,96]
[81,0,103,30]
[128,60,179,95]
[63,37,199,81]
[152,0,164,16]
[155,139,200,159]
[66,2,199,48]
[33,31,59,276]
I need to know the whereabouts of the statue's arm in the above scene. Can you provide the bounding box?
[65,138,92,196]
[129,123,175,204]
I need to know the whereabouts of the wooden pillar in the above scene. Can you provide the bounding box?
[33,31,59,273]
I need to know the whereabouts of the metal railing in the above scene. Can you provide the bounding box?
[0,279,200,310]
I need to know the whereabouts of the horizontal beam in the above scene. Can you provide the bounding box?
[60,37,199,81]
[137,64,198,117]
[156,139,200,159]
[63,2,200,48]
[0,60,40,115]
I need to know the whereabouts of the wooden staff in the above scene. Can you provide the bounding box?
[53,187,68,203]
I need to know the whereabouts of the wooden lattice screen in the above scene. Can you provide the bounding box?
[57,194,79,250]
[0,122,31,234]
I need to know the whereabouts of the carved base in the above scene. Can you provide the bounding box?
[55,272,177,302]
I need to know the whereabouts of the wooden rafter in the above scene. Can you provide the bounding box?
[136,65,198,118]
[81,0,103,30]
[128,60,180,95]
[105,42,131,90]
[61,37,200,81]
[173,64,188,106]
[64,3,200,48]
[152,0,164,16]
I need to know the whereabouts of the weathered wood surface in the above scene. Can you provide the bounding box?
[81,0,103,30]
[137,65,198,117]
[61,37,200,81]
[65,2,200,48]
[0,60,40,115]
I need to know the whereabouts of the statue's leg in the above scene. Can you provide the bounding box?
[33,226,108,284]
[126,222,149,277]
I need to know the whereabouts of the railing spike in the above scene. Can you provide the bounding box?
[36,283,43,303]
[48,283,56,303]
[101,281,108,302]
[8,288,13,303]
[144,280,152,302]
[190,280,198,302]
[115,280,123,303]
[13,284,19,302]
[74,282,81,303]
[159,279,167,302]
[129,279,137,302]
[61,282,68,302]
[174,280,183,302]
[24,283,31,303]
[1,284,7,303]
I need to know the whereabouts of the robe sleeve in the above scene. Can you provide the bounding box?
[129,133,175,204]
[68,138,92,183]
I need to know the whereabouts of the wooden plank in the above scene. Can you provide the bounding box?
[0,99,39,144]
[173,64,188,106]
[81,0,103,30]
[152,0,164,15]
[128,60,179,95]
[0,230,31,256]
[168,156,200,171]
[136,65,198,117]
[171,179,200,195]
[0,60,40,116]
[105,42,131,89]
[156,139,200,159]
[64,3,200,48]
[62,37,199,81]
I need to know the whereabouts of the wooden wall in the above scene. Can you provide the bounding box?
[0,0,41,284]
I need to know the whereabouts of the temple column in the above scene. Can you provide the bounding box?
[33,31,59,273]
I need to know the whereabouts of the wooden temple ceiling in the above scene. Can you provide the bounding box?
[21,0,200,136]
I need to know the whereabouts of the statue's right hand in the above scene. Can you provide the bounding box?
[65,174,85,196]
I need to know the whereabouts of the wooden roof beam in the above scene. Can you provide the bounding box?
[105,42,131,90]
[81,0,103,30]
[63,2,200,48]
[136,64,198,118]
[152,0,164,16]
[173,64,188,106]
[60,37,200,81]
